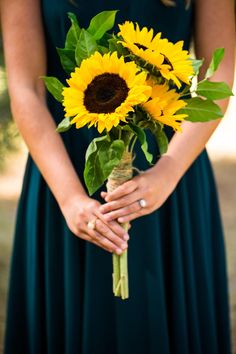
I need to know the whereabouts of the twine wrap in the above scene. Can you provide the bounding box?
[106,151,133,299]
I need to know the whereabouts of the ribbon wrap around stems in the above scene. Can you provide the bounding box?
[106,150,133,300]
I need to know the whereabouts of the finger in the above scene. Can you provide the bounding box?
[95,231,125,255]
[94,210,129,240]
[109,220,130,241]
[79,231,113,253]
[94,218,128,251]
[74,229,101,248]
[118,211,144,223]
[75,230,92,242]
[99,191,140,214]
[103,201,141,222]
[104,180,138,202]
[80,222,125,254]
[100,191,107,199]
[91,229,125,255]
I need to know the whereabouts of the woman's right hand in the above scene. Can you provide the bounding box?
[61,194,129,255]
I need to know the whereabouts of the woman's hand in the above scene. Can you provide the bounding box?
[61,194,130,255]
[99,156,180,223]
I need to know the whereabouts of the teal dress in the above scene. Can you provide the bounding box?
[4,1,232,353]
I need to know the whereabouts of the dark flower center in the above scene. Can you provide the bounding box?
[84,73,129,114]
[161,53,174,70]
[134,43,148,50]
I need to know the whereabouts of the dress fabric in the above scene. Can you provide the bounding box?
[4,1,232,353]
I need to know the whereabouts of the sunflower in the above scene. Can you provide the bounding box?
[118,21,194,88]
[154,39,194,88]
[142,82,188,131]
[62,52,152,133]
[118,21,164,69]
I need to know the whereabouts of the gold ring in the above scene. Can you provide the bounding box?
[87,217,97,230]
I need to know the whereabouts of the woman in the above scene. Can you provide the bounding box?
[1,0,235,353]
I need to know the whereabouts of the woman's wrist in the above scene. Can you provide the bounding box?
[153,154,182,187]
[58,187,89,214]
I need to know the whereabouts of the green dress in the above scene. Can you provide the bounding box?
[4,1,232,353]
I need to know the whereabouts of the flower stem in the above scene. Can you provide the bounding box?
[112,253,121,296]
[120,248,129,299]
[112,222,129,299]
[129,135,137,153]
[107,151,132,300]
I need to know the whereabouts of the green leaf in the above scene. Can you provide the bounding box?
[41,76,64,102]
[65,12,81,50]
[84,136,125,195]
[196,80,233,100]
[100,139,125,178]
[121,125,135,133]
[87,10,118,40]
[75,29,97,66]
[57,48,76,74]
[154,126,168,155]
[108,37,129,56]
[98,32,113,47]
[205,48,225,79]
[179,97,223,122]
[130,124,153,164]
[85,135,107,161]
[108,37,118,52]
[137,119,168,155]
[56,117,71,133]
[191,58,204,76]
[97,45,109,54]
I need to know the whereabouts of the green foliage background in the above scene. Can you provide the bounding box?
[0,37,19,171]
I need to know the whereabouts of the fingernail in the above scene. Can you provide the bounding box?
[121,242,127,250]
[118,217,124,223]
[116,248,123,255]
[123,233,129,241]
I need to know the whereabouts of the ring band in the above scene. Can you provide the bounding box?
[139,199,147,208]
[87,218,97,230]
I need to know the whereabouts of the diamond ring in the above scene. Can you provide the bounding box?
[138,199,147,208]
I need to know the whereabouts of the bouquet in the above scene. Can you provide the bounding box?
[43,11,233,300]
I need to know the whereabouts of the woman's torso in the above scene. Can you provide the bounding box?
[40,0,194,177]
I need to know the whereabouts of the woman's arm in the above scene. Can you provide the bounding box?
[165,0,235,179]
[0,0,129,254]
[100,0,235,223]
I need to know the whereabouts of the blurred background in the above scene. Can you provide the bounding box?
[0,36,236,354]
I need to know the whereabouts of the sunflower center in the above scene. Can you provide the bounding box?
[134,42,148,50]
[161,53,174,70]
[84,73,129,114]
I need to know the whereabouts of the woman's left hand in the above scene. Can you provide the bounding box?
[99,156,180,223]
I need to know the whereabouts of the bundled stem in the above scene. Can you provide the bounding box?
[106,150,133,299]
